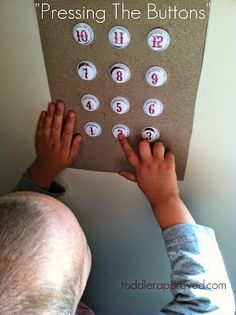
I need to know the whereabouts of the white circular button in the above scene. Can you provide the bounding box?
[111,97,130,114]
[147,28,170,52]
[77,61,97,81]
[81,95,100,112]
[108,26,131,49]
[141,127,160,143]
[111,63,131,84]
[145,66,167,87]
[73,23,94,45]
[143,99,164,117]
[84,122,102,137]
[112,124,130,139]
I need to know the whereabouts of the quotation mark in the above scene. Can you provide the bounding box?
[206,2,211,7]
[35,2,40,8]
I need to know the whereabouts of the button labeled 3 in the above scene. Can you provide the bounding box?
[112,124,130,139]
[147,28,170,52]
[111,97,130,114]
[73,23,94,45]
[145,66,167,87]
[111,63,131,84]
[77,61,97,81]
[141,127,160,142]
[108,26,131,49]
[81,95,100,112]
[143,99,163,117]
[84,122,102,137]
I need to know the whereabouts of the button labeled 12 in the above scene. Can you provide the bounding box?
[147,28,170,52]
[77,61,97,81]
[141,127,160,142]
[111,97,130,114]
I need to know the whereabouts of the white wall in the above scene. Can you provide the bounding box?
[0,1,236,314]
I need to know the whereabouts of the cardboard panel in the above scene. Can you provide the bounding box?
[35,0,210,179]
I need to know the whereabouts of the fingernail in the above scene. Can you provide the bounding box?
[48,103,55,112]
[68,111,75,118]
[77,135,83,142]
[118,133,125,140]
[57,102,64,110]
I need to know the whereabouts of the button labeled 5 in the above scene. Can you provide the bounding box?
[111,97,130,114]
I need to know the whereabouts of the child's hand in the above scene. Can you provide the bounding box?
[118,135,195,229]
[29,101,82,190]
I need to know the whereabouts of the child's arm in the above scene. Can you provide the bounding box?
[119,135,235,314]
[15,101,82,197]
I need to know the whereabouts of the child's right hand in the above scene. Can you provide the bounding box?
[118,135,195,229]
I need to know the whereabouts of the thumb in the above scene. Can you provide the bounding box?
[118,171,137,182]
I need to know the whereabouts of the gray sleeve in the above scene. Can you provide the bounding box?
[14,170,65,198]
[159,224,235,314]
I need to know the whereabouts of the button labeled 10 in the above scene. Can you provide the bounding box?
[73,23,94,45]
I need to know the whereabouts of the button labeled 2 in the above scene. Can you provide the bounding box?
[111,63,131,84]
[141,127,160,142]
[84,122,102,137]
[77,61,97,81]
[143,99,163,117]
[147,28,170,52]
[112,124,130,139]
[145,66,167,87]
[111,97,130,114]
[81,95,100,112]
[73,23,94,45]
[108,26,131,49]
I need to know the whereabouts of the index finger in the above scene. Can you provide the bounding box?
[119,135,140,168]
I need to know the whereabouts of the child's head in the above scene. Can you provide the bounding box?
[0,192,91,315]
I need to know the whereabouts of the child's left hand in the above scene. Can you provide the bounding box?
[29,101,82,190]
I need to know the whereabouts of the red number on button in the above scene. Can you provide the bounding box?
[117,71,123,82]
[114,32,124,45]
[151,73,158,85]
[152,35,164,48]
[149,104,155,115]
[77,30,89,43]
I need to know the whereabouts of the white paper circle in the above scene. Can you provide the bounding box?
[147,28,170,52]
[141,127,160,143]
[81,95,100,112]
[112,124,130,139]
[143,99,164,117]
[145,66,167,87]
[111,63,131,84]
[111,97,130,114]
[84,122,102,137]
[73,23,94,45]
[77,61,97,81]
[108,26,131,49]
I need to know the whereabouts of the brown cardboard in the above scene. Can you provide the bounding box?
[35,0,210,180]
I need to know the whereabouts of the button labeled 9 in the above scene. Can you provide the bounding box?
[145,66,167,87]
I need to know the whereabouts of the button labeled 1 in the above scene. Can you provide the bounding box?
[84,122,102,137]
[108,26,131,49]
[81,95,100,112]
[77,61,97,81]
[147,28,170,52]
[146,66,167,87]
[143,99,163,117]
[111,63,131,84]
[112,124,130,139]
[141,127,160,142]
[111,97,130,114]
[73,23,94,45]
